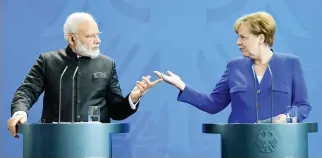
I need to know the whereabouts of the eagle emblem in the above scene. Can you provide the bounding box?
[256,129,278,153]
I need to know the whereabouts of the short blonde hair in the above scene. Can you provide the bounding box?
[234,12,276,47]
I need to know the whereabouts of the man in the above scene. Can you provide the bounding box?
[7,12,162,137]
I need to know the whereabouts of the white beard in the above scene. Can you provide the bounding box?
[75,39,100,58]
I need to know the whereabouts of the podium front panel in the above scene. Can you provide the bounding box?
[203,123,318,158]
[17,123,129,158]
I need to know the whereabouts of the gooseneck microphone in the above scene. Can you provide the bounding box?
[252,66,259,124]
[252,63,274,124]
[58,66,69,123]
[71,66,79,123]
[252,65,259,123]
[267,64,274,123]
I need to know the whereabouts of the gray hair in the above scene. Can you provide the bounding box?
[63,12,96,40]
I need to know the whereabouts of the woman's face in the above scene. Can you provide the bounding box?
[236,24,263,59]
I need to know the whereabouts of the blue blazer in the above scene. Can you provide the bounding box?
[178,52,311,123]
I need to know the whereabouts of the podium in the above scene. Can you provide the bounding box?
[203,123,318,158]
[17,123,129,158]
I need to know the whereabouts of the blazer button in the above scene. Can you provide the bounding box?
[78,72,81,76]
[77,115,81,119]
[77,100,81,103]
[257,90,261,94]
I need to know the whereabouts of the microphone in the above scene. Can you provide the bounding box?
[58,66,69,123]
[252,65,259,123]
[71,66,79,123]
[267,64,274,123]
[252,63,274,124]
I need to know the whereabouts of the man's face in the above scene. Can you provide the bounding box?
[71,20,101,58]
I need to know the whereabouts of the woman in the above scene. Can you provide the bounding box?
[154,12,311,123]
